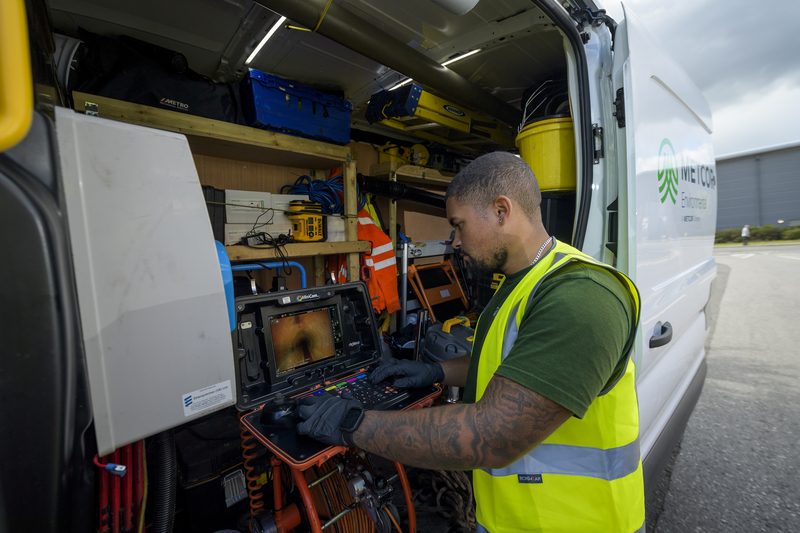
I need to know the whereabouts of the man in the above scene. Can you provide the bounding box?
[742,224,750,245]
[296,152,644,532]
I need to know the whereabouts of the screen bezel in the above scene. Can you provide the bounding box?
[232,282,383,411]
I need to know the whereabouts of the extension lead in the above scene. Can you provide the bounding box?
[94,454,127,477]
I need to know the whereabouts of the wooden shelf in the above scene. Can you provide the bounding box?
[225,241,369,261]
[368,162,454,188]
[72,92,351,169]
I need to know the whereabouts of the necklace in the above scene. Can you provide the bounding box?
[529,237,553,268]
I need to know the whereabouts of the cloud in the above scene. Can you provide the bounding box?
[605,0,800,105]
[711,81,800,156]
[603,0,800,153]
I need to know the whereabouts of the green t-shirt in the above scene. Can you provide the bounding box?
[462,258,636,418]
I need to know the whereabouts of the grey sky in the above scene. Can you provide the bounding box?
[602,0,800,156]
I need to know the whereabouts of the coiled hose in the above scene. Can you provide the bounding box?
[152,430,177,533]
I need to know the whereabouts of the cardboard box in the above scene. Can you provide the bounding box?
[326,216,345,242]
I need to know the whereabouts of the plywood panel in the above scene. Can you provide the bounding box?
[350,142,380,175]
[193,154,320,192]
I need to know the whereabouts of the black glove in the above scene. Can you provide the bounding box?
[295,393,364,447]
[370,358,445,389]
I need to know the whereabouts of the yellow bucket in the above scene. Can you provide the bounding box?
[515,117,576,192]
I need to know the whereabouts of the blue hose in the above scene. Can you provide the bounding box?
[231,261,307,288]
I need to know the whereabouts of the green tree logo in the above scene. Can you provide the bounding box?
[658,138,679,204]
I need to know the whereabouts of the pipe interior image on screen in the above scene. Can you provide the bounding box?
[269,306,342,376]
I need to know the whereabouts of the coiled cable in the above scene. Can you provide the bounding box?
[280,173,367,215]
[239,413,265,529]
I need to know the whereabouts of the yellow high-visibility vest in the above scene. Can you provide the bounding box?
[473,239,645,533]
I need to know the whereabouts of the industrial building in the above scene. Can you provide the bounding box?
[716,141,800,230]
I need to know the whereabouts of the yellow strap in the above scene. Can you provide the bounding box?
[285,0,333,32]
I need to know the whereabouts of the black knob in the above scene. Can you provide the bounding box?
[375,477,387,490]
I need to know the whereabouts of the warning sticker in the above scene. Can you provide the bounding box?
[182,380,233,417]
[440,289,451,298]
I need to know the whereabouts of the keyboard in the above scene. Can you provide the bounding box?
[307,372,409,410]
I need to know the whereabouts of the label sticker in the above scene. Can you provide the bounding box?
[440,289,451,298]
[518,474,543,484]
[182,380,233,417]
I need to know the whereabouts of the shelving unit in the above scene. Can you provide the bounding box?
[72,92,362,282]
[225,241,368,261]
[368,162,453,246]
[368,162,454,189]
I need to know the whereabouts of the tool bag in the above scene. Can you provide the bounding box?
[73,29,244,124]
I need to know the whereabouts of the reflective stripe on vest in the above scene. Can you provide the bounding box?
[473,238,644,533]
[481,438,640,481]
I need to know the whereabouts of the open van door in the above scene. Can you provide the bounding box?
[611,5,717,492]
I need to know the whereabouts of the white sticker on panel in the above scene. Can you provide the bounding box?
[440,289,451,298]
[182,380,233,417]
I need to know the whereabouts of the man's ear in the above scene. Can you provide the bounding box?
[494,195,512,224]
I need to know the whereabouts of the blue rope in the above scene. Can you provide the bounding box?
[280,173,366,215]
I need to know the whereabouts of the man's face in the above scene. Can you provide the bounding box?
[447,197,508,277]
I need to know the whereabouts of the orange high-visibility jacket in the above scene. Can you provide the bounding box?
[358,209,400,314]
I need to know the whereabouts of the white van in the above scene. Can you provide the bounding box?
[0,0,716,531]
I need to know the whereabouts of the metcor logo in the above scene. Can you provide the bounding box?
[657,138,679,204]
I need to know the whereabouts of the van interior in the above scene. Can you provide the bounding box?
[29,0,603,531]
[43,0,592,258]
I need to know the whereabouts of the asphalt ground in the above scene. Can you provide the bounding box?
[647,243,800,532]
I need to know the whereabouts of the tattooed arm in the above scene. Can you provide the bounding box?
[351,375,573,470]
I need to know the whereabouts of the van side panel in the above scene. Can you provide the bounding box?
[617,6,717,461]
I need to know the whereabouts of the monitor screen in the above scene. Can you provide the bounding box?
[269,305,342,376]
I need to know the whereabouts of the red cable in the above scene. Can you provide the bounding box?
[122,444,134,532]
[98,459,110,533]
[111,449,121,533]
[133,440,144,530]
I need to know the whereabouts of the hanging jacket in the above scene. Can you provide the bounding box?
[358,208,400,314]
[473,239,644,533]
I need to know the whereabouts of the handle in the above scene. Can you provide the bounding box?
[649,321,673,348]
[442,316,470,333]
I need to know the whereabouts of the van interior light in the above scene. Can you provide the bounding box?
[245,16,287,65]
[388,78,414,91]
[442,49,480,67]
[387,49,479,91]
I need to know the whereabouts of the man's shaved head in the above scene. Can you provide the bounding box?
[445,152,542,220]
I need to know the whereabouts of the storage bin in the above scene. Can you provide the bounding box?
[515,117,576,192]
[240,69,353,145]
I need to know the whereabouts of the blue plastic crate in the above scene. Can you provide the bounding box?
[240,69,353,145]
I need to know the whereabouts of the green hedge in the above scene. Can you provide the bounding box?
[715,225,800,243]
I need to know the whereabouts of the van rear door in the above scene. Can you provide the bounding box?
[611,5,717,463]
